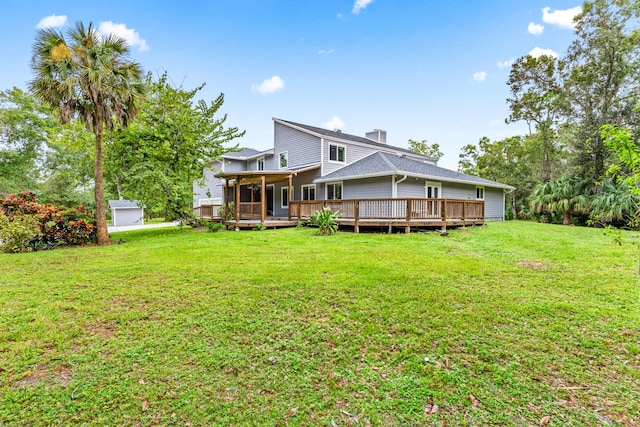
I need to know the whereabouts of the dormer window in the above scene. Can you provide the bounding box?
[257,157,265,171]
[329,144,346,163]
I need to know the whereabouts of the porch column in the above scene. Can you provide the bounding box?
[224,181,230,225]
[260,175,266,224]
[235,175,241,228]
[288,175,293,220]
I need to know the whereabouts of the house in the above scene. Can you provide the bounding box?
[108,200,144,227]
[193,118,514,231]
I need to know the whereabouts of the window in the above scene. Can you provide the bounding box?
[302,184,316,201]
[329,144,346,163]
[326,182,343,200]
[257,157,265,171]
[279,152,288,169]
[281,186,289,208]
[425,181,441,199]
[476,186,485,200]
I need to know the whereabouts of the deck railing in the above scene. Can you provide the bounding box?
[290,198,484,223]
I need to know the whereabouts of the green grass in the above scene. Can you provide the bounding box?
[1,221,638,426]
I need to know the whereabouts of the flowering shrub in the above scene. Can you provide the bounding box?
[0,214,42,253]
[0,191,97,249]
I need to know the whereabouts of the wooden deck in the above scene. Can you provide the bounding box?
[196,198,485,233]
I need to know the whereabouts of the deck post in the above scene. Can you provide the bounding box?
[354,200,359,233]
[442,199,447,232]
[462,201,466,227]
[260,175,266,225]
[405,199,411,233]
[288,175,293,220]
[234,176,241,230]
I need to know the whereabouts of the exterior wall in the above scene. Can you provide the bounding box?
[193,161,224,206]
[112,208,144,227]
[322,139,380,175]
[484,187,505,221]
[223,158,247,173]
[273,168,321,217]
[441,181,475,200]
[397,177,426,198]
[343,176,392,199]
[247,154,275,171]
[274,122,321,169]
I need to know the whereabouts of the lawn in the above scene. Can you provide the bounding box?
[1,221,638,426]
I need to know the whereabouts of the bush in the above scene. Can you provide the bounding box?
[201,220,224,232]
[307,207,341,235]
[0,192,97,249]
[0,214,42,253]
[218,202,234,221]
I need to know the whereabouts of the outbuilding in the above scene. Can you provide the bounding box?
[109,200,144,227]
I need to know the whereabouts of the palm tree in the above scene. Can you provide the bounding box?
[590,179,639,227]
[29,22,144,245]
[529,177,588,225]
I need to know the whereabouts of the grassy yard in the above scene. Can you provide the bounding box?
[1,221,638,426]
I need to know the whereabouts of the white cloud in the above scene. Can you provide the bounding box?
[542,6,582,29]
[318,49,335,55]
[252,75,285,94]
[497,59,514,69]
[337,13,344,19]
[473,71,487,82]
[489,119,502,127]
[98,21,149,51]
[36,14,67,29]
[528,22,544,35]
[323,115,345,130]
[352,0,373,15]
[528,47,559,58]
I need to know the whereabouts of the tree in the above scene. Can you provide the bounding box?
[529,177,589,225]
[507,55,567,182]
[562,0,640,182]
[0,88,57,195]
[29,22,145,245]
[105,73,244,221]
[408,139,443,159]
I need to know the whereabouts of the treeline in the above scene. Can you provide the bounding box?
[458,0,640,228]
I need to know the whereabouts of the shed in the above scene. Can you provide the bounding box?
[109,200,144,227]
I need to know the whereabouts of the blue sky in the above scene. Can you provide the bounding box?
[1,0,582,169]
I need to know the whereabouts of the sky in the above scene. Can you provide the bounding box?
[0,0,583,170]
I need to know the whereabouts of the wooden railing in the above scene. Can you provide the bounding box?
[193,204,222,219]
[290,198,484,223]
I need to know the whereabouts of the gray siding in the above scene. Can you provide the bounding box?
[223,158,247,173]
[323,139,379,175]
[484,187,504,221]
[343,177,392,199]
[274,123,321,168]
[397,178,426,198]
[112,208,144,227]
[273,168,321,217]
[193,161,224,206]
[441,181,475,200]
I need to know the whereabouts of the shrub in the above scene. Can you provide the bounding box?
[218,202,234,221]
[0,214,42,253]
[201,220,224,232]
[307,207,341,235]
[0,192,97,249]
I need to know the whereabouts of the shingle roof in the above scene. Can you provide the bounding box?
[315,152,514,189]
[109,200,142,209]
[222,147,263,159]
[276,119,433,159]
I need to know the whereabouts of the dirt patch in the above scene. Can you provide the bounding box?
[86,320,118,339]
[14,364,73,388]
[517,261,549,269]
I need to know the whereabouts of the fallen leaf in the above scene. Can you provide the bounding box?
[527,402,536,412]
[138,378,145,385]
[468,394,479,408]
[288,407,298,417]
[424,403,439,416]
[141,400,150,411]
[540,415,551,426]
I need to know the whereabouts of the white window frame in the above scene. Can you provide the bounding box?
[326,182,343,200]
[301,184,316,201]
[257,157,265,171]
[281,186,289,208]
[425,181,442,199]
[476,186,485,200]
[328,143,346,163]
[278,151,288,169]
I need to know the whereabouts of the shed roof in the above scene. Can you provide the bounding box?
[314,152,514,189]
[109,200,143,209]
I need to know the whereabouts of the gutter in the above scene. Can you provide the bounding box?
[393,174,407,198]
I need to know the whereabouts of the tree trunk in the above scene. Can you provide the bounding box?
[563,210,571,226]
[94,117,109,245]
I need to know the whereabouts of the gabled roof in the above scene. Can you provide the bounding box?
[222,147,264,159]
[314,152,514,189]
[274,118,436,162]
[109,200,142,209]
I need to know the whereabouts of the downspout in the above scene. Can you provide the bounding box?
[393,174,407,198]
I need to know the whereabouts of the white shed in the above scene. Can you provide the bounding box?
[109,200,144,227]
